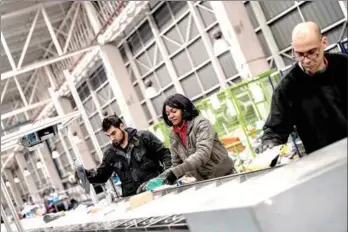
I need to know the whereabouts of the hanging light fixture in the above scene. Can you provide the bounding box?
[14,176,20,183]
[5,181,11,187]
[144,78,158,99]
[36,160,43,169]
[23,168,30,177]
[213,30,230,57]
[52,150,60,159]
[72,132,82,144]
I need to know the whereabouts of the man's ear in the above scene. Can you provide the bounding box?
[322,36,328,49]
[119,123,125,130]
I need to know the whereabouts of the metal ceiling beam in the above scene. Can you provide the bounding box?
[64,3,81,54]
[13,76,30,119]
[0,2,78,124]
[1,79,10,104]
[1,31,17,71]
[29,76,40,104]
[37,45,57,56]
[41,6,63,55]
[1,2,62,21]
[3,17,63,39]
[1,45,99,80]
[1,38,52,56]
[17,9,40,70]
[2,100,51,120]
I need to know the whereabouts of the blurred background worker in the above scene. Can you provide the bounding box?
[82,114,172,197]
[160,94,234,185]
[256,21,347,155]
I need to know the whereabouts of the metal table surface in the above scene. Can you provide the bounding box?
[13,138,347,232]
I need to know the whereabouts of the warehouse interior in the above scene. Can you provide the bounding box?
[1,1,347,231]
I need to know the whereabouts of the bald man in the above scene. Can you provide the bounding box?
[256,21,347,155]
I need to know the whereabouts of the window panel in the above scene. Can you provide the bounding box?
[281,51,295,66]
[155,64,171,88]
[260,1,295,20]
[180,73,202,98]
[97,84,114,106]
[128,32,142,55]
[134,84,144,101]
[323,25,346,45]
[187,38,209,67]
[269,10,302,50]
[143,73,160,93]
[146,44,162,67]
[257,31,271,57]
[90,114,102,131]
[79,124,88,139]
[244,2,259,29]
[153,3,173,32]
[127,65,136,83]
[171,50,192,76]
[85,138,94,151]
[103,100,121,116]
[300,2,344,30]
[135,52,151,75]
[119,45,128,63]
[218,51,238,78]
[196,2,217,28]
[164,85,176,97]
[151,94,165,115]
[177,15,190,42]
[111,100,121,116]
[83,98,96,115]
[168,1,188,19]
[163,26,182,54]
[89,66,107,90]
[96,130,108,146]
[196,63,219,91]
[142,103,152,121]
[138,21,154,47]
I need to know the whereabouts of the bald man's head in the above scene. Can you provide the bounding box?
[292,21,322,43]
[291,21,328,73]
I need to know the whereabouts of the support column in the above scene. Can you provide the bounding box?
[99,44,149,130]
[14,154,41,203]
[36,147,64,191]
[210,1,269,77]
[4,169,23,208]
[45,66,75,171]
[57,96,97,169]
[83,1,102,35]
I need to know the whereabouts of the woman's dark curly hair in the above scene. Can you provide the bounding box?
[162,93,199,127]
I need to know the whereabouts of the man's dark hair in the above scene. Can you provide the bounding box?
[102,114,123,132]
[162,93,199,127]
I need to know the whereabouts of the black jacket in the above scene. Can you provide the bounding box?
[262,53,347,154]
[86,128,172,197]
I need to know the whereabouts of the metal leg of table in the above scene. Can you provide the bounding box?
[1,204,13,232]
[1,178,25,232]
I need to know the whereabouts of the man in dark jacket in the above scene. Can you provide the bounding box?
[256,21,347,155]
[84,114,172,197]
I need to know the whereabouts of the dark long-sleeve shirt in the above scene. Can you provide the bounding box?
[262,52,347,154]
[86,128,172,197]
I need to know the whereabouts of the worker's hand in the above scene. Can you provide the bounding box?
[163,170,177,185]
[255,140,276,154]
[136,181,148,194]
